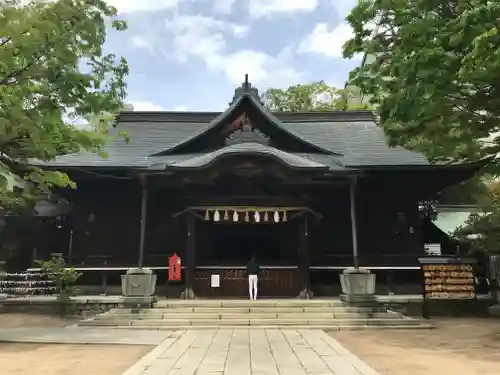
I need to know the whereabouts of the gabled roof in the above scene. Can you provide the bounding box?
[152,92,334,156]
[32,77,477,172]
[37,109,429,170]
[160,143,332,170]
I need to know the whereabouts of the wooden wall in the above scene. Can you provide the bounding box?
[53,174,426,268]
[310,184,425,267]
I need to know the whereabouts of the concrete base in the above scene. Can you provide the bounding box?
[79,298,434,330]
[340,293,377,304]
[488,304,500,317]
[121,271,157,298]
[297,288,314,299]
[339,267,376,305]
[121,296,154,308]
[180,287,195,299]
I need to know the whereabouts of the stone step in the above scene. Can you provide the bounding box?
[108,306,382,314]
[104,324,435,330]
[94,312,403,320]
[79,323,428,331]
[80,317,421,327]
[154,300,346,308]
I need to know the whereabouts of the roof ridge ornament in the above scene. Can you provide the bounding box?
[229,74,263,106]
[225,113,270,146]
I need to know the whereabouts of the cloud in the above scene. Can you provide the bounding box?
[297,23,358,59]
[222,49,301,88]
[212,0,237,14]
[106,0,184,13]
[330,0,358,19]
[164,14,300,88]
[247,0,318,18]
[129,101,189,112]
[129,101,166,111]
[165,15,247,67]
[131,36,156,55]
[107,0,237,15]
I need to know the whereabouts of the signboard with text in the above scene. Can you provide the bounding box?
[418,257,477,300]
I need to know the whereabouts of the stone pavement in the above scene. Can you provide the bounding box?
[0,327,170,345]
[123,329,380,375]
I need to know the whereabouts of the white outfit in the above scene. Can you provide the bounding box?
[248,274,258,300]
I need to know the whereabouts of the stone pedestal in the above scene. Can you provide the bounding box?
[180,287,195,299]
[298,288,314,299]
[339,267,376,304]
[121,268,157,304]
[488,304,500,317]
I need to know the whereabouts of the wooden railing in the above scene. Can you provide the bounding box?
[314,253,426,267]
[193,266,300,297]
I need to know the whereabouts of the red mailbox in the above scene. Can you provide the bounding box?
[168,253,182,281]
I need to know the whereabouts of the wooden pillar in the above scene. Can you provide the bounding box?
[349,175,360,269]
[183,214,196,299]
[298,218,312,298]
[138,175,148,268]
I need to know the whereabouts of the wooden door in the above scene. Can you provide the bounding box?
[194,268,300,298]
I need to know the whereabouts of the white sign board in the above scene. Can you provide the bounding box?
[210,274,220,288]
[424,243,442,256]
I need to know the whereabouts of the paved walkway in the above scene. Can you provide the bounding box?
[123,329,380,375]
[0,327,169,345]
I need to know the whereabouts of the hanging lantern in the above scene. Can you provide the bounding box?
[283,211,287,222]
[264,212,269,222]
[245,211,250,222]
[274,211,280,223]
[254,211,260,223]
[233,211,239,222]
[213,209,220,222]
[204,210,210,221]
[223,210,229,221]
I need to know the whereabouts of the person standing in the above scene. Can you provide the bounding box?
[246,255,260,300]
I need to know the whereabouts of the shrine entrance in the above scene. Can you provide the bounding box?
[211,222,291,265]
[183,207,312,298]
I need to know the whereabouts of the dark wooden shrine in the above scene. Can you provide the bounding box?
[28,77,487,298]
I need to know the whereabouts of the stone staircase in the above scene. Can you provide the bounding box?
[78,299,433,330]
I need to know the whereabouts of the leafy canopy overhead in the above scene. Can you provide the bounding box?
[0,0,129,210]
[343,0,500,168]
[455,179,500,255]
[262,81,373,112]
[263,79,487,205]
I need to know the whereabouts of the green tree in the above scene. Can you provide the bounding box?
[87,103,133,134]
[455,179,500,255]
[262,81,373,112]
[343,0,500,167]
[263,77,487,205]
[0,0,128,210]
[437,176,489,205]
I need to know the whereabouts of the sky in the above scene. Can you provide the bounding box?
[103,0,360,112]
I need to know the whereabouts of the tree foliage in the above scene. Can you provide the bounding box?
[455,179,500,255]
[262,76,487,204]
[0,0,129,210]
[343,0,500,168]
[262,81,373,112]
[437,175,490,204]
[87,102,133,134]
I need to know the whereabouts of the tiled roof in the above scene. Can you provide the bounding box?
[165,143,332,170]
[33,94,433,171]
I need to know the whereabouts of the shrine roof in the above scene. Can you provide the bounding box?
[158,143,333,170]
[35,111,430,170]
[31,76,488,173]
